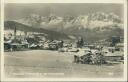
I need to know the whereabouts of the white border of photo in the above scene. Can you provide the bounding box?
[1,0,127,81]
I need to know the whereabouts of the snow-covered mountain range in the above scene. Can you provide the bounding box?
[14,12,123,31]
[11,12,123,42]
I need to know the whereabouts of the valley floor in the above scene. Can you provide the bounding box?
[4,50,123,78]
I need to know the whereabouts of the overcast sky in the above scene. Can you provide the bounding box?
[5,3,124,20]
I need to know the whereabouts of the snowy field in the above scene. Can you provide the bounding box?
[4,50,123,78]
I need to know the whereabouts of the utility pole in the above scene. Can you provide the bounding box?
[14,24,16,42]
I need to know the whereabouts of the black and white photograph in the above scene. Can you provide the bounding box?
[1,0,127,81]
